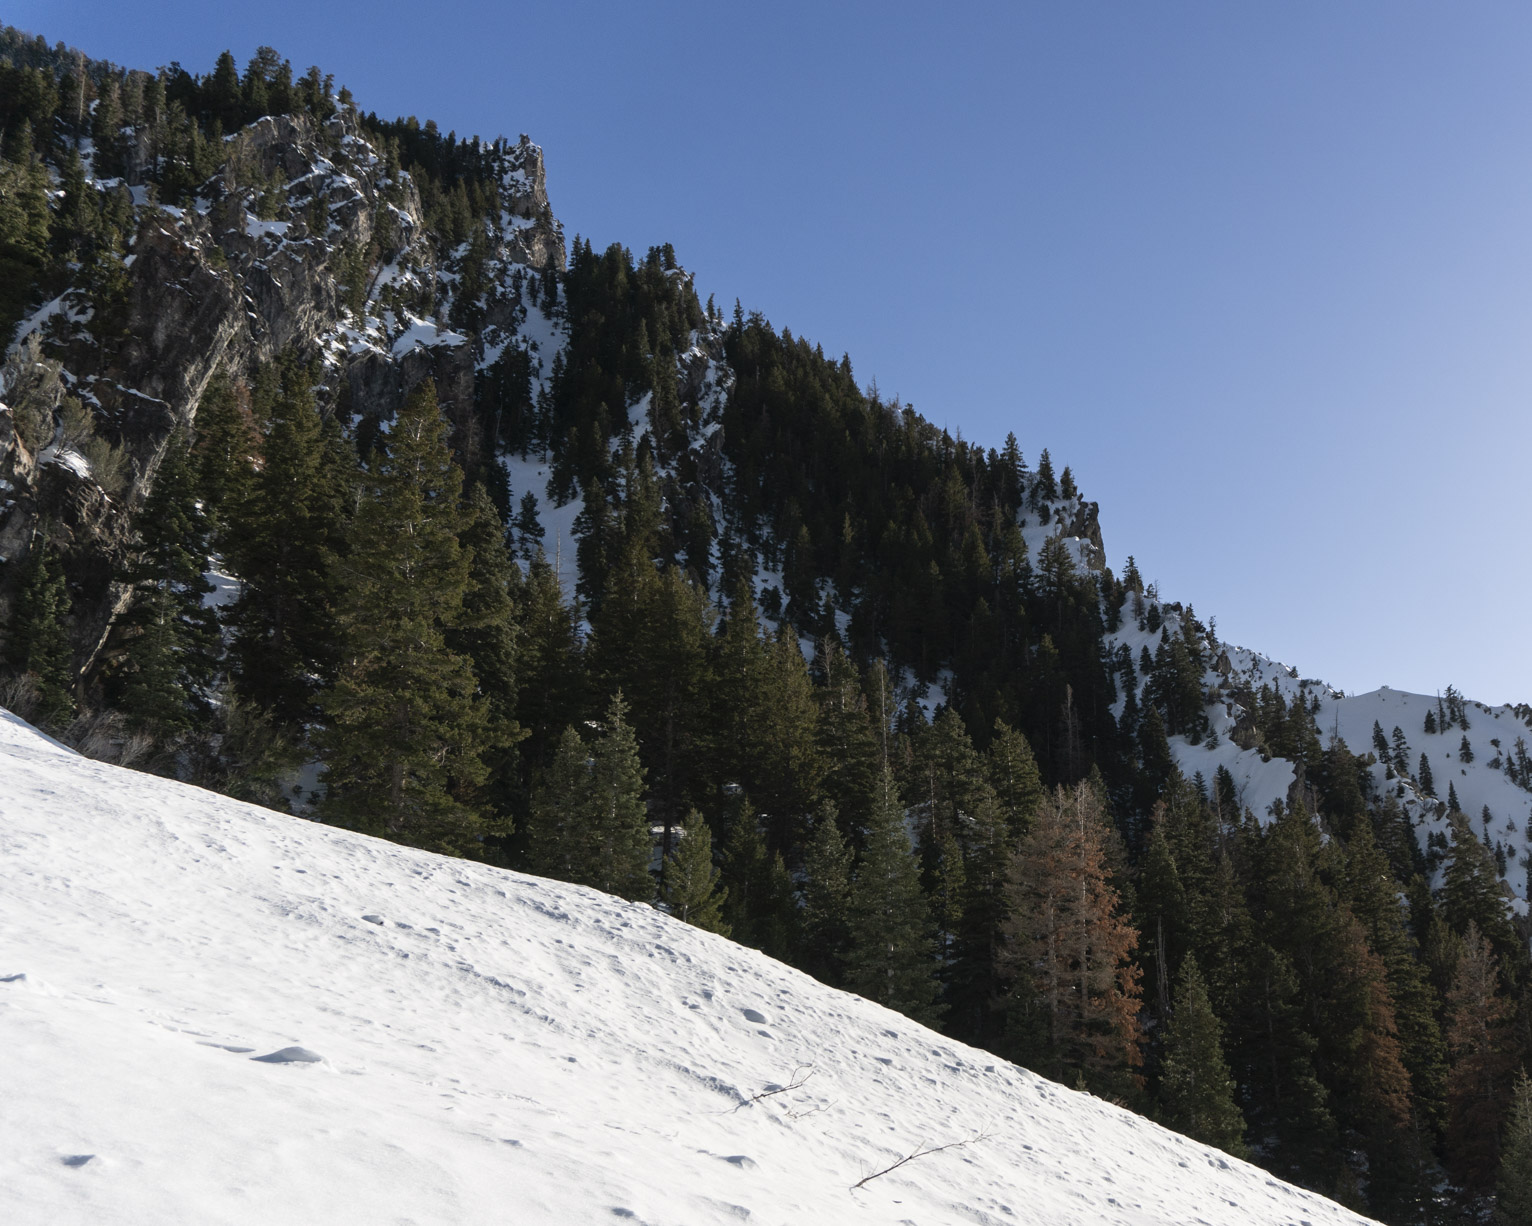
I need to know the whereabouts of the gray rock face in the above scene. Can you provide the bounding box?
[0,109,567,681]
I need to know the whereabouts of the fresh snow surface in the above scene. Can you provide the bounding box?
[0,711,1377,1226]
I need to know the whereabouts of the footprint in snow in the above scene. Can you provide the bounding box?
[60,1154,95,1168]
[251,1046,323,1064]
[741,1008,767,1024]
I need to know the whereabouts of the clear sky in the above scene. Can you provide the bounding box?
[13,1,1532,703]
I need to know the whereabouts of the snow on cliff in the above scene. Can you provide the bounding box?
[0,710,1375,1225]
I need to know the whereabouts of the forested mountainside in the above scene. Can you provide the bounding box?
[2,28,1531,1224]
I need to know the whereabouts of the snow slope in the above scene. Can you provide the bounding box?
[0,710,1376,1226]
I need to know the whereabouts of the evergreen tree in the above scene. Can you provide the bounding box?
[1446,923,1516,1194]
[660,811,728,935]
[318,381,489,854]
[525,724,595,882]
[224,361,349,727]
[988,717,1044,839]
[113,431,219,736]
[512,548,586,776]
[707,578,822,851]
[446,481,525,824]
[1372,719,1391,763]
[583,691,653,900]
[720,798,798,960]
[1032,448,1057,503]
[1137,823,1186,1023]
[1442,812,1521,970]
[1340,821,1447,1132]
[845,767,941,1025]
[1158,956,1248,1158]
[192,373,259,522]
[5,538,74,726]
[1495,1072,1532,1226]
[513,490,546,559]
[800,801,853,986]
[1418,752,1435,796]
[1236,940,1342,1192]
[812,640,881,838]
[1000,782,1143,1096]
[594,554,711,863]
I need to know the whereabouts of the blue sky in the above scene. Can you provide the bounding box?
[14,1,1532,703]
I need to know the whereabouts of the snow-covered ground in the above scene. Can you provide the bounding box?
[0,709,1376,1225]
[1103,588,1532,907]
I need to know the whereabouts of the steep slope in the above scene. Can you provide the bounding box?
[0,709,1374,1226]
[1106,592,1532,907]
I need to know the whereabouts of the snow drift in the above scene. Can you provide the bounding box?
[0,710,1376,1225]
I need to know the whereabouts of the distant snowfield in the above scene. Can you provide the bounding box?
[0,710,1375,1225]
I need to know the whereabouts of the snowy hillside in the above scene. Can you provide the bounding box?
[1107,596,1532,908]
[0,710,1376,1226]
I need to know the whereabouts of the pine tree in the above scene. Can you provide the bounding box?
[845,767,941,1025]
[1000,782,1143,1096]
[1442,812,1520,969]
[5,538,74,726]
[192,372,259,522]
[660,811,728,935]
[1445,923,1516,1194]
[113,431,219,736]
[594,556,711,864]
[1341,821,1447,1132]
[513,490,546,559]
[1235,940,1341,1192]
[584,691,653,900]
[811,640,881,838]
[1418,752,1435,796]
[988,717,1044,839]
[1032,448,1057,504]
[1495,1072,1532,1226]
[1137,823,1186,1024]
[446,481,525,824]
[800,801,853,986]
[720,798,798,960]
[1372,719,1391,763]
[318,381,489,854]
[1158,957,1248,1158]
[525,725,595,882]
[224,361,349,727]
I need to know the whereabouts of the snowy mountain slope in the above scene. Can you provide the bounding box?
[0,710,1376,1226]
[1105,593,1532,907]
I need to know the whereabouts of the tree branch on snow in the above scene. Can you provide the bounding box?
[729,1064,814,1112]
[850,1132,990,1190]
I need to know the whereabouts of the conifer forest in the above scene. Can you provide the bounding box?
[4,28,1532,1223]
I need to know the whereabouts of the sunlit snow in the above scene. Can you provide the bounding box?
[0,710,1378,1225]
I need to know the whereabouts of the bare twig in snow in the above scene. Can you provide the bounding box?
[729,1064,814,1112]
[850,1132,990,1190]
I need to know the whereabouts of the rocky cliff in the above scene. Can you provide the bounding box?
[0,105,566,673]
